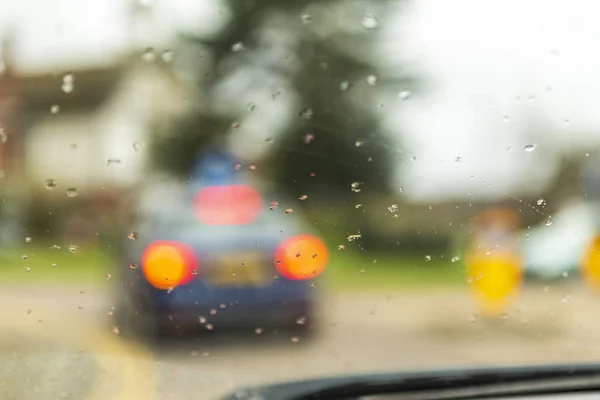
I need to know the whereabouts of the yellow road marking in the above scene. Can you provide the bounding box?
[2,302,157,400]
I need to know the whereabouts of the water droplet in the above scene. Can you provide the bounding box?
[298,194,308,201]
[210,309,217,315]
[366,75,378,85]
[129,263,138,269]
[310,282,316,288]
[347,234,362,242]
[361,13,379,29]
[561,294,570,303]
[255,327,263,335]
[44,179,57,190]
[285,208,293,214]
[355,140,364,147]
[21,254,27,260]
[388,204,398,213]
[300,13,312,24]
[304,133,315,143]
[339,81,352,91]
[68,244,78,253]
[62,73,74,93]
[524,144,537,152]
[128,232,138,240]
[161,50,174,63]
[24,267,31,272]
[562,271,569,278]
[545,217,553,226]
[231,42,244,52]
[299,108,313,119]
[106,158,121,166]
[141,47,155,63]
[355,204,363,208]
[105,273,112,280]
[270,201,278,211]
[290,336,300,343]
[351,182,361,192]
[338,244,346,250]
[296,316,306,325]
[66,188,78,198]
[205,323,214,330]
[25,237,32,243]
[51,263,57,268]
[398,90,411,100]
[543,286,550,293]
[50,105,60,114]
[537,198,545,206]
[424,255,432,262]
[112,326,120,335]
[191,269,199,275]
[132,142,143,151]
[248,164,256,171]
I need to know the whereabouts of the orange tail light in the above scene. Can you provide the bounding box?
[274,234,329,280]
[142,241,198,290]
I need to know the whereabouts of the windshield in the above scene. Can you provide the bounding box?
[2,0,600,399]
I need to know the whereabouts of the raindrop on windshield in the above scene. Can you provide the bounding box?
[0,128,7,144]
[300,14,312,24]
[128,232,139,240]
[25,237,32,243]
[299,108,313,119]
[366,75,378,85]
[161,50,174,63]
[255,327,263,335]
[51,263,57,268]
[105,273,112,280]
[545,217,553,226]
[24,267,31,272]
[451,256,460,263]
[129,263,138,269]
[44,179,57,190]
[141,47,156,63]
[361,13,379,29]
[339,81,352,91]
[231,42,244,53]
[524,144,537,152]
[355,140,364,147]
[50,105,60,114]
[21,255,27,260]
[296,316,307,325]
[68,244,78,253]
[398,90,411,100]
[62,73,74,93]
[304,133,315,143]
[290,336,300,343]
[132,142,143,151]
[347,234,362,242]
[351,182,361,192]
[298,195,308,201]
[424,255,432,262]
[66,188,78,198]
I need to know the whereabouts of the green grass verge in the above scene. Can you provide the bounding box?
[0,245,466,292]
[325,250,466,292]
[0,244,115,285]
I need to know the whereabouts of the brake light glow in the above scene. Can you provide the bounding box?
[193,185,263,225]
[142,241,198,290]
[274,234,329,280]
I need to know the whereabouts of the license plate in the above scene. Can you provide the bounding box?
[210,253,269,287]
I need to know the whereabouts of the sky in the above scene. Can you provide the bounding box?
[3,0,600,201]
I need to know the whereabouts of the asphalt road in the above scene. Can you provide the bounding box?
[1,283,600,399]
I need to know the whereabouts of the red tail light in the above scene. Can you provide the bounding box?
[193,185,263,225]
[142,241,198,290]
[274,234,329,280]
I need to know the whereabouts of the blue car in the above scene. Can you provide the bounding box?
[114,152,328,339]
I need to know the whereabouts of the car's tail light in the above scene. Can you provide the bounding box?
[142,241,198,290]
[274,234,329,280]
[193,185,263,225]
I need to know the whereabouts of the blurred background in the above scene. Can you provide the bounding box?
[4,0,600,399]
